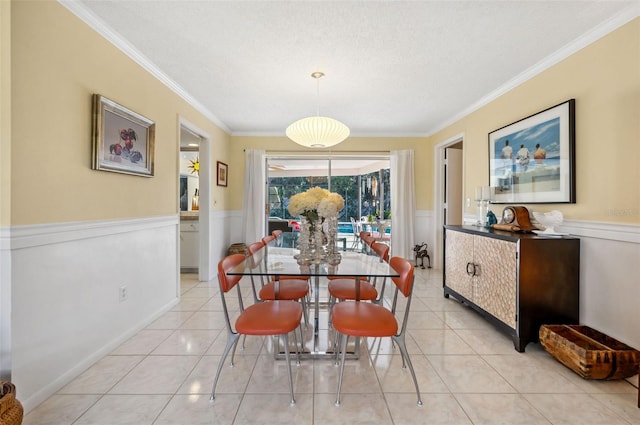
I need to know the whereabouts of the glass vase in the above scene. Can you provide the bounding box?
[296,217,312,265]
[312,219,327,264]
[325,216,341,265]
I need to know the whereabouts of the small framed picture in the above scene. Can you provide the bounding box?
[92,94,155,177]
[217,161,228,187]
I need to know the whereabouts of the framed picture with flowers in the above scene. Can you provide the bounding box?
[92,94,155,177]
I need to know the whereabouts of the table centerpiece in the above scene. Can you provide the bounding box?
[288,187,344,265]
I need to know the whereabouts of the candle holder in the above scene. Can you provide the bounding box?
[475,186,492,227]
[474,186,482,226]
[481,199,490,226]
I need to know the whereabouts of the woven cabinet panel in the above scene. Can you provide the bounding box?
[473,236,517,328]
[444,230,474,300]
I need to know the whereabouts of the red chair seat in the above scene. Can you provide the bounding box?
[328,279,377,301]
[235,301,302,335]
[259,280,309,300]
[332,301,397,337]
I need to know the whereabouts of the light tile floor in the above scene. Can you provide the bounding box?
[24,268,639,425]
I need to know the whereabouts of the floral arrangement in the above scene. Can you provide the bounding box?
[289,187,344,264]
[288,187,344,222]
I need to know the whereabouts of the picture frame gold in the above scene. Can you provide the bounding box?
[92,94,155,177]
[217,161,228,187]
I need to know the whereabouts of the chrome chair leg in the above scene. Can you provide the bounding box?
[392,334,422,407]
[335,333,349,406]
[210,332,240,401]
[283,333,296,405]
[298,324,305,355]
[292,328,301,366]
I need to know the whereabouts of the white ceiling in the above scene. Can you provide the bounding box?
[68,1,637,138]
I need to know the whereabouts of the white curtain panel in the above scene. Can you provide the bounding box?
[390,149,415,260]
[242,149,266,244]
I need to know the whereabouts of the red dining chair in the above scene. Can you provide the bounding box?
[360,231,375,254]
[327,241,390,308]
[247,241,310,326]
[210,253,303,405]
[262,233,275,244]
[332,256,422,407]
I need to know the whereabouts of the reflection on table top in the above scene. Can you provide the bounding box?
[226,246,398,278]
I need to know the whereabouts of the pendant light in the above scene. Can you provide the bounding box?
[286,72,350,148]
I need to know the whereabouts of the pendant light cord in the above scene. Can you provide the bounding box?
[316,77,320,117]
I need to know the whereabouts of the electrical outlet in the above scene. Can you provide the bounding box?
[119,285,128,302]
[466,198,471,208]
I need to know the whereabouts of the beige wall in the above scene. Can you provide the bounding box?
[8,3,638,226]
[1,1,11,227]
[228,136,431,211]
[10,1,230,226]
[429,18,640,223]
[228,19,640,224]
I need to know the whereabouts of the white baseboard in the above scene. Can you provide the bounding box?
[21,298,179,412]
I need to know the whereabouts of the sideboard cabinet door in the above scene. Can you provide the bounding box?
[473,236,517,329]
[444,229,474,300]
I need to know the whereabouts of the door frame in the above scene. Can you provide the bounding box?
[178,117,212,283]
[433,133,464,269]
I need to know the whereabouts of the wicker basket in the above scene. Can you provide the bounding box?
[0,382,23,425]
[540,325,640,380]
[228,243,247,256]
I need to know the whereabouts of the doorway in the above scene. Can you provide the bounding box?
[433,134,464,267]
[178,119,211,282]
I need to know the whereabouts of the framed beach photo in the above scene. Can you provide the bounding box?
[489,99,575,204]
[92,94,155,177]
[217,161,228,187]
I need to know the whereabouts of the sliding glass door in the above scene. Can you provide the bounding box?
[266,156,390,227]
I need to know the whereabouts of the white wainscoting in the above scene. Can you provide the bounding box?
[414,209,435,263]
[557,220,640,350]
[2,210,636,414]
[4,215,180,412]
[199,210,244,282]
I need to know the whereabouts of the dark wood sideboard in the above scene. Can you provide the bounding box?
[443,225,580,352]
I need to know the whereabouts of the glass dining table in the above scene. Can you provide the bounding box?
[226,244,399,358]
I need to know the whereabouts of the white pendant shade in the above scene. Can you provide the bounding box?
[286,116,350,148]
[286,71,350,148]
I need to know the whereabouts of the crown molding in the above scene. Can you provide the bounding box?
[428,3,640,137]
[58,1,638,140]
[58,0,231,134]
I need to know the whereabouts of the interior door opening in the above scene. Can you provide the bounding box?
[178,120,212,282]
[433,136,464,267]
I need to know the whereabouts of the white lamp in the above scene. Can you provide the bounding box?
[286,72,350,148]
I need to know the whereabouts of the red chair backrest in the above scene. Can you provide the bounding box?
[370,242,390,262]
[389,257,414,297]
[218,254,246,293]
[262,234,275,245]
[247,241,265,268]
[272,229,283,239]
[360,232,375,247]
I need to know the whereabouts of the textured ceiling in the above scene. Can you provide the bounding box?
[69,1,637,138]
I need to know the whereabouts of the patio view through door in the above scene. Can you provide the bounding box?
[265,156,390,249]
